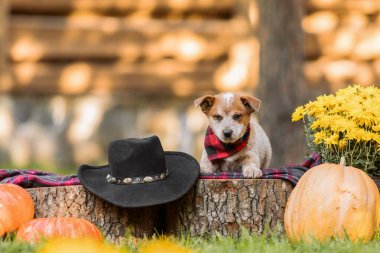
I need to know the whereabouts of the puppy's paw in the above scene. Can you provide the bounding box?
[242,166,262,178]
[200,162,215,173]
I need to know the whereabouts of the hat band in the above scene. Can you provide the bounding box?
[106,169,169,185]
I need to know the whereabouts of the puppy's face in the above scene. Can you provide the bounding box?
[195,92,261,143]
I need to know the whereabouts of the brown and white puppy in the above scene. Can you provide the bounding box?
[195,92,272,178]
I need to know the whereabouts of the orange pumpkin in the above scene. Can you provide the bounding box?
[0,184,34,236]
[16,217,103,243]
[285,157,380,242]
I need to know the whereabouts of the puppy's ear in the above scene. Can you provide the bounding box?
[194,95,215,114]
[240,95,261,113]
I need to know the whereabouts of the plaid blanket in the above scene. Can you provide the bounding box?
[205,125,251,162]
[0,153,321,188]
[199,152,322,186]
[0,169,80,188]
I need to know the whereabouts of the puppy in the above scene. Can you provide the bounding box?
[194,92,272,178]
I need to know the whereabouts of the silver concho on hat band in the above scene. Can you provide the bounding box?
[106,169,170,185]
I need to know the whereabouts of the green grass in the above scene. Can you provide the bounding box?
[0,162,78,175]
[0,241,35,253]
[1,230,380,253]
[0,235,36,253]
[180,230,380,253]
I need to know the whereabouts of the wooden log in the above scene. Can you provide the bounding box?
[166,179,293,237]
[306,0,380,14]
[26,180,292,240]
[8,61,219,96]
[304,33,322,59]
[10,0,236,15]
[26,185,164,243]
[9,15,248,62]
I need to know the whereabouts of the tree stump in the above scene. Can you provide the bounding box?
[26,185,164,243]
[166,179,293,237]
[26,180,293,241]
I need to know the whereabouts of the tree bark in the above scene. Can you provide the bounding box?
[0,0,9,92]
[26,185,164,243]
[257,0,306,167]
[166,179,293,237]
[26,180,292,240]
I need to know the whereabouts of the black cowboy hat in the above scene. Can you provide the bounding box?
[78,136,200,208]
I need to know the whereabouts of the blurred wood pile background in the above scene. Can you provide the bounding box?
[3,0,255,96]
[304,0,380,90]
[0,0,258,169]
[0,0,379,170]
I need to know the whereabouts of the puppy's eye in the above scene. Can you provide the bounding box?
[233,114,242,121]
[213,114,223,121]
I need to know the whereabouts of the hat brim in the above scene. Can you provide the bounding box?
[77,151,200,208]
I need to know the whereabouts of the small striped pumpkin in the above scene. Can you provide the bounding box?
[16,217,103,243]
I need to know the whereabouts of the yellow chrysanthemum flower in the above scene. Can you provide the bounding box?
[373,134,380,145]
[324,133,339,147]
[291,84,380,174]
[313,131,327,145]
[338,139,347,149]
[138,238,192,253]
[38,238,128,253]
[291,106,305,122]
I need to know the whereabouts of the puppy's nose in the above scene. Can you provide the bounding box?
[223,129,233,138]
